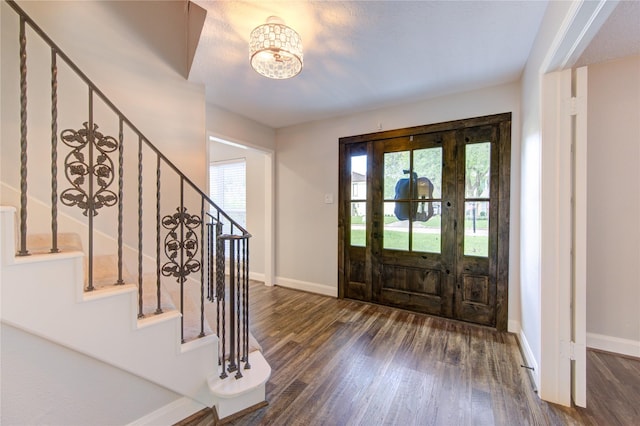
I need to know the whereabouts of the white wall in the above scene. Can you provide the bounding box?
[275,82,522,312]
[1,324,182,426]
[206,104,276,152]
[210,141,267,277]
[586,55,640,357]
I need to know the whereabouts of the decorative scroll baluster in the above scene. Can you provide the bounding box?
[138,135,144,318]
[87,89,95,291]
[50,49,59,253]
[155,154,162,314]
[116,118,124,285]
[18,17,29,257]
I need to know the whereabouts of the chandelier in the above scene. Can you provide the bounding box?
[249,16,303,79]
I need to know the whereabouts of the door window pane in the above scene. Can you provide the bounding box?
[464,201,489,257]
[414,147,442,198]
[465,143,491,198]
[383,202,409,251]
[351,155,367,200]
[413,202,441,253]
[350,202,366,246]
[384,151,410,200]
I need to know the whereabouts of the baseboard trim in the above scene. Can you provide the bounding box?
[274,276,337,297]
[587,332,640,358]
[214,400,269,425]
[508,319,521,334]
[127,396,207,426]
[517,328,540,391]
[249,272,265,282]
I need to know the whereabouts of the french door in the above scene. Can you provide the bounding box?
[338,113,511,329]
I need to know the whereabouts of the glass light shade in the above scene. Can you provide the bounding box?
[249,16,303,79]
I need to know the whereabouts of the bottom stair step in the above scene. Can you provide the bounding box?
[209,350,271,420]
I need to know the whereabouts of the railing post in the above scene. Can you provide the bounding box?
[228,237,237,374]
[243,237,251,369]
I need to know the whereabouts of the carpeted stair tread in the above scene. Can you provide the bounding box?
[26,232,83,254]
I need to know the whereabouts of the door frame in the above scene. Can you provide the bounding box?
[338,112,512,330]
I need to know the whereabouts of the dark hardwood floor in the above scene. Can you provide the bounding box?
[181,282,640,425]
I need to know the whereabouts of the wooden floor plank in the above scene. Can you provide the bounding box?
[183,282,640,426]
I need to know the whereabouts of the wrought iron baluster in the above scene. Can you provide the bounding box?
[235,238,242,379]
[199,198,205,338]
[228,238,237,374]
[155,154,162,314]
[50,48,59,253]
[137,135,143,317]
[87,89,95,291]
[244,238,251,369]
[207,222,212,301]
[218,233,227,379]
[180,178,185,342]
[18,17,29,257]
[116,118,124,285]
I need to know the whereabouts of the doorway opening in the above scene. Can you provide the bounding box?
[208,134,275,286]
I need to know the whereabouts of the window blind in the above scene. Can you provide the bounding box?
[209,158,246,228]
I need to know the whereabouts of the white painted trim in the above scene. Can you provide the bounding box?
[539,69,573,406]
[519,328,541,390]
[587,333,640,358]
[127,397,207,426]
[540,0,618,73]
[508,319,521,335]
[572,66,588,408]
[275,276,337,297]
[249,271,265,282]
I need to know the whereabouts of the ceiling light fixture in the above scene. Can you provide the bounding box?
[249,16,303,79]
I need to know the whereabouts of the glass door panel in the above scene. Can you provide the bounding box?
[463,142,491,257]
[350,155,367,247]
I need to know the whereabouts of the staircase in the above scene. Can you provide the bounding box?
[0,1,270,423]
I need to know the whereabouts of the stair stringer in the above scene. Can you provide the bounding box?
[0,206,218,407]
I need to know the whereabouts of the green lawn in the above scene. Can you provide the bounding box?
[350,228,488,257]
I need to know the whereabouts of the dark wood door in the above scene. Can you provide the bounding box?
[339,114,511,329]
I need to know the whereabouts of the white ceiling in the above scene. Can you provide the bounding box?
[188,1,638,130]
[188,1,548,129]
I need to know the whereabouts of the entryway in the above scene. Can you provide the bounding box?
[338,113,511,329]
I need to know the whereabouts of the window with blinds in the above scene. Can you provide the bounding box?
[209,158,246,228]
